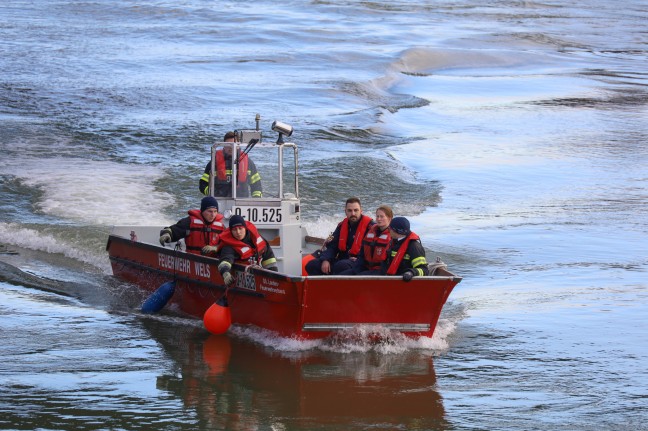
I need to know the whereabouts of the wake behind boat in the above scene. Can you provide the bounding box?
[106,118,462,340]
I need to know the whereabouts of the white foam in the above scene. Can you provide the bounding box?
[228,325,321,352]
[0,222,111,273]
[392,47,564,76]
[407,319,456,352]
[301,216,340,239]
[3,158,175,226]
[228,319,457,355]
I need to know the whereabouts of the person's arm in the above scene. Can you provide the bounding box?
[353,252,367,271]
[247,158,263,198]
[260,241,278,271]
[402,241,429,281]
[169,217,191,241]
[217,246,237,286]
[380,256,390,275]
[199,162,211,196]
[320,224,342,262]
[159,217,190,245]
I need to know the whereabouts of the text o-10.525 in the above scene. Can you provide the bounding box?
[233,206,283,223]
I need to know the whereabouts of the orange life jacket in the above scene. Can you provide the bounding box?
[185,209,225,254]
[337,214,372,257]
[217,221,266,264]
[216,150,248,182]
[386,232,421,275]
[362,224,391,269]
[301,254,316,276]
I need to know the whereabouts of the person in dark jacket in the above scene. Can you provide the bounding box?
[159,196,225,255]
[199,131,263,198]
[381,216,429,281]
[304,197,374,275]
[217,215,278,286]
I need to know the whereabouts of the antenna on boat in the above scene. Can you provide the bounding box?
[237,141,259,164]
[271,120,293,145]
[235,113,262,165]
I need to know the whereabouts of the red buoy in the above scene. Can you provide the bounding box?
[203,296,231,334]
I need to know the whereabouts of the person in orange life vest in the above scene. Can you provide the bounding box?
[300,232,335,276]
[159,196,225,255]
[381,216,429,282]
[339,205,393,275]
[217,215,278,286]
[199,131,263,198]
[304,197,375,275]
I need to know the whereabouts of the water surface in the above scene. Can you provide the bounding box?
[1,1,647,429]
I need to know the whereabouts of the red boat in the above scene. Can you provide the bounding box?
[106,121,462,339]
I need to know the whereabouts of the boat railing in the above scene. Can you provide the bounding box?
[208,139,304,276]
[208,141,299,203]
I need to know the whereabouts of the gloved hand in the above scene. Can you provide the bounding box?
[222,271,234,287]
[159,233,172,246]
[201,245,219,256]
[402,270,415,282]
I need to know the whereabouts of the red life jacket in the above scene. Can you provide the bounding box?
[215,150,248,182]
[386,232,421,275]
[362,225,391,269]
[185,209,225,254]
[337,214,372,257]
[217,221,266,263]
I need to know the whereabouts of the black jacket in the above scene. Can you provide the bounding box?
[219,232,278,271]
[381,236,429,276]
[199,152,262,198]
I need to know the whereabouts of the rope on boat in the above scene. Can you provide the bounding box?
[244,262,263,273]
[428,256,448,275]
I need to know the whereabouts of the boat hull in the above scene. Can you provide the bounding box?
[107,234,461,339]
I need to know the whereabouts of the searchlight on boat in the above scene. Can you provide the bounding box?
[271,120,293,144]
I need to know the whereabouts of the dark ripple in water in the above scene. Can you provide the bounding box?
[300,154,442,217]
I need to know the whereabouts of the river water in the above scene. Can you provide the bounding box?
[1,1,647,430]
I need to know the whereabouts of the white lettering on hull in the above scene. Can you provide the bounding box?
[193,261,211,278]
[260,277,286,295]
[158,254,192,273]
[157,254,211,278]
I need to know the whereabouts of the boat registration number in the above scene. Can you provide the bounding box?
[233,206,283,224]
